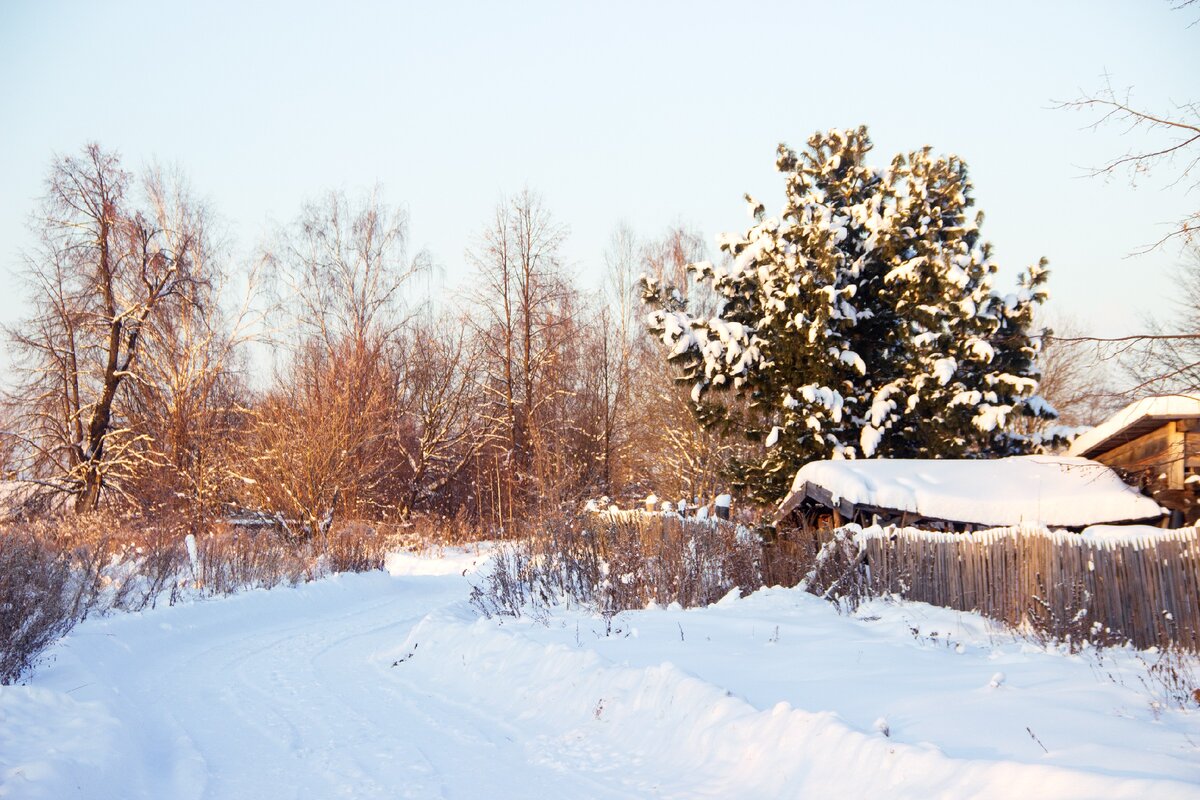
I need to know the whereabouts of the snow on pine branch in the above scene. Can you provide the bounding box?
[642,126,1052,502]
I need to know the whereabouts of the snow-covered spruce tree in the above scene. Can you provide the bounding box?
[641,127,1053,503]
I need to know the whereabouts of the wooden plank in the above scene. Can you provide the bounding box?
[1095,425,1173,469]
[1169,422,1187,490]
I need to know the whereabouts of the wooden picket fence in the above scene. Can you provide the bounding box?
[859,525,1200,651]
[590,511,1200,650]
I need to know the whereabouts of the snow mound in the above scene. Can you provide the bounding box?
[0,685,123,798]
[398,606,1197,799]
[780,455,1164,528]
[384,544,495,577]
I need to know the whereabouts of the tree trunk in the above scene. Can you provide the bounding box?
[75,465,103,513]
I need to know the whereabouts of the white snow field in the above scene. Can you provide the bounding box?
[3,548,1199,800]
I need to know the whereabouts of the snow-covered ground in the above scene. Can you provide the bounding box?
[2,547,1198,799]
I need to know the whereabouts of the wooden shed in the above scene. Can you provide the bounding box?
[1068,395,1200,524]
[775,455,1165,532]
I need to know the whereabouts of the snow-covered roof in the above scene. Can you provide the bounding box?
[1068,395,1200,459]
[778,455,1165,528]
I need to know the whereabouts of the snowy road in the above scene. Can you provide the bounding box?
[3,549,1199,799]
[4,556,642,799]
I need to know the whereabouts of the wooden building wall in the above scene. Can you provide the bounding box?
[1092,420,1200,521]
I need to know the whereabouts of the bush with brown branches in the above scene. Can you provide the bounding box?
[0,513,390,684]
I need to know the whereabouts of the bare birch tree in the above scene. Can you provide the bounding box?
[115,165,259,523]
[392,316,486,517]
[467,190,572,520]
[268,188,423,349]
[1122,245,1200,394]
[7,145,202,511]
[1058,4,1198,251]
[578,224,644,496]
[236,189,423,535]
[1060,78,1199,252]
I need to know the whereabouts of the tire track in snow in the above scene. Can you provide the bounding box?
[38,574,646,799]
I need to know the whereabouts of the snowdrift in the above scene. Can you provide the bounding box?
[397,603,1200,799]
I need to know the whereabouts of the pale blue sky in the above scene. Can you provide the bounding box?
[1,0,1196,335]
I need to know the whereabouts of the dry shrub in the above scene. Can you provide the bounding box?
[130,525,190,609]
[191,526,310,595]
[188,520,389,594]
[402,511,485,548]
[471,513,884,619]
[0,531,74,684]
[11,512,187,619]
[760,524,844,590]
[0,511,390,684]
[1023,573,1128,653]
[325,521,387,573]
[1137,647,1200,714]
[795,526,871,609]
[472,510,771,618]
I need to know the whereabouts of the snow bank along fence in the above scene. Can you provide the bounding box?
[858,525,1200,650]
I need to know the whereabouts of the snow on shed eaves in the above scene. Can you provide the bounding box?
[1068,394,1200,458]
[778,455,1165,528]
